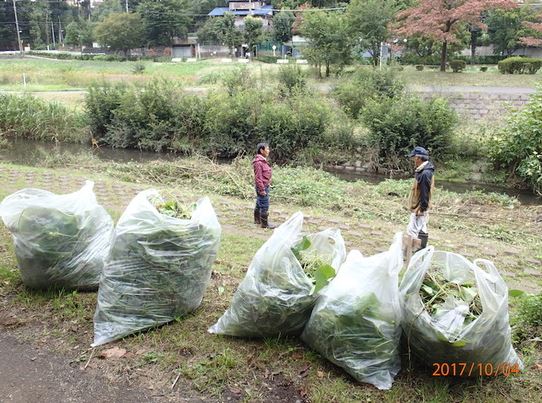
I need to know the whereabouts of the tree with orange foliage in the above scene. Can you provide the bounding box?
[521,17,542,47]
[395,0,516,72]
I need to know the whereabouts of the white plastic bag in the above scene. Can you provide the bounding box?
[302,233,404,390]
[400,248,522,371]
[208,212,346,338]
[93,190,221,346]
[0,181,113,290]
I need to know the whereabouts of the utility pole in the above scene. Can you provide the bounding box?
[125,0,129,13]
[58,17,63,47]
[12,0,23,55]
[45,13,50,50]
[51,21,56,49]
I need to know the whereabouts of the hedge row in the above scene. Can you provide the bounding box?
[498,57,542,74]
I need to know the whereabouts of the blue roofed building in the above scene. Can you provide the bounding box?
[209,1,274,29]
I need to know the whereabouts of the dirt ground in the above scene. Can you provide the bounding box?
[0,331,160,403]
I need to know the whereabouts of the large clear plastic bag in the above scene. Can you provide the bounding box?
[302,233,404,390]
[208,212,346,338]
[0,181,113,290]
[92,190,221,346]
[400,248,522,371]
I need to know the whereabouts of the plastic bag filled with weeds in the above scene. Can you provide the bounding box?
[0,181,113,290]
[302,233,403,390]
[92,189,221,346]
[208,212,346,338]
[400,248,522,372]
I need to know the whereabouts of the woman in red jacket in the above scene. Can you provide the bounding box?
[252,143,276,229]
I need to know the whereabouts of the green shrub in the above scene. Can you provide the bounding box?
[512,293,542,345]
[132,63,146,74]
[301,114,359,164]
[489,89,542,194]
[498,57,542,74]
[93,54,127,62]
[458,55,506,65]
[258,94,331,163]
[415,65,424,71]
[205,88,268,157]
[255,55,279,64]
[221,67,253,96]
[449,59,466,73]
[277,64,307,96]
[0,94,86,143]
[480,66,488,72]
[108,81,183,150]
[86,82,128,140]
[400,54,505,66]
[98,81,208,153]
[333,68,404,118]
[361,95,456,164]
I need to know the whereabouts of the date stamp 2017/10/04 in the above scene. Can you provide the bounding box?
[432,362,521,377]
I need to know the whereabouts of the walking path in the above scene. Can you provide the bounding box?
[0,331,157,403]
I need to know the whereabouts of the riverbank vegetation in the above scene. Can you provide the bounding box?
[1,64,541,194]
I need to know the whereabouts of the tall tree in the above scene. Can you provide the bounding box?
[65,19,94,49]
[197,17,223,43]
[395,0,516,71]
[137,0,192,47]
[244,16,264,56]
[91,0,123,22]
[95,12,146,56]
[487,7,537,55]
[218,13,243,56]
[0,2,17,50]
[346,0,397,66]
[301,10,352,78]
[272,11,295,44]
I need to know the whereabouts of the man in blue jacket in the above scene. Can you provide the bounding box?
[406,146,435,250]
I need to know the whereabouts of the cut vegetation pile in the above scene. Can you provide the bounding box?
[92,190,221,346]
[302,233,404,390]
[208,212,346,337]
[0,181,113,290]
[400,249,523,372]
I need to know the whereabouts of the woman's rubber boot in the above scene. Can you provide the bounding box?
[254,208,261,225]
[418,230,429,250]
[260,212,277,229]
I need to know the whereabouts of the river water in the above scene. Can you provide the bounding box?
[1,139,540,205]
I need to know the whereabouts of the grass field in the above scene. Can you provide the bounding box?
[0,57,539,96]
[0,157,540,402]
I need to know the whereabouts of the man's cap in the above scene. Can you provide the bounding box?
[408,146,429,158]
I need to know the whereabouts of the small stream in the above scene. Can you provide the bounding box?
[1,139,540,205]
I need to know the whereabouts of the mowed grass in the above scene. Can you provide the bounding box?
[1,57,538,96]
[0,58,281,92]
[0,162,540,401]
[397,64,541,88]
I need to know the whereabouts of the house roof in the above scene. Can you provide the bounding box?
[208,5,273,17]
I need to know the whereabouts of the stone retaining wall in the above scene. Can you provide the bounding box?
[415,91,531,120]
